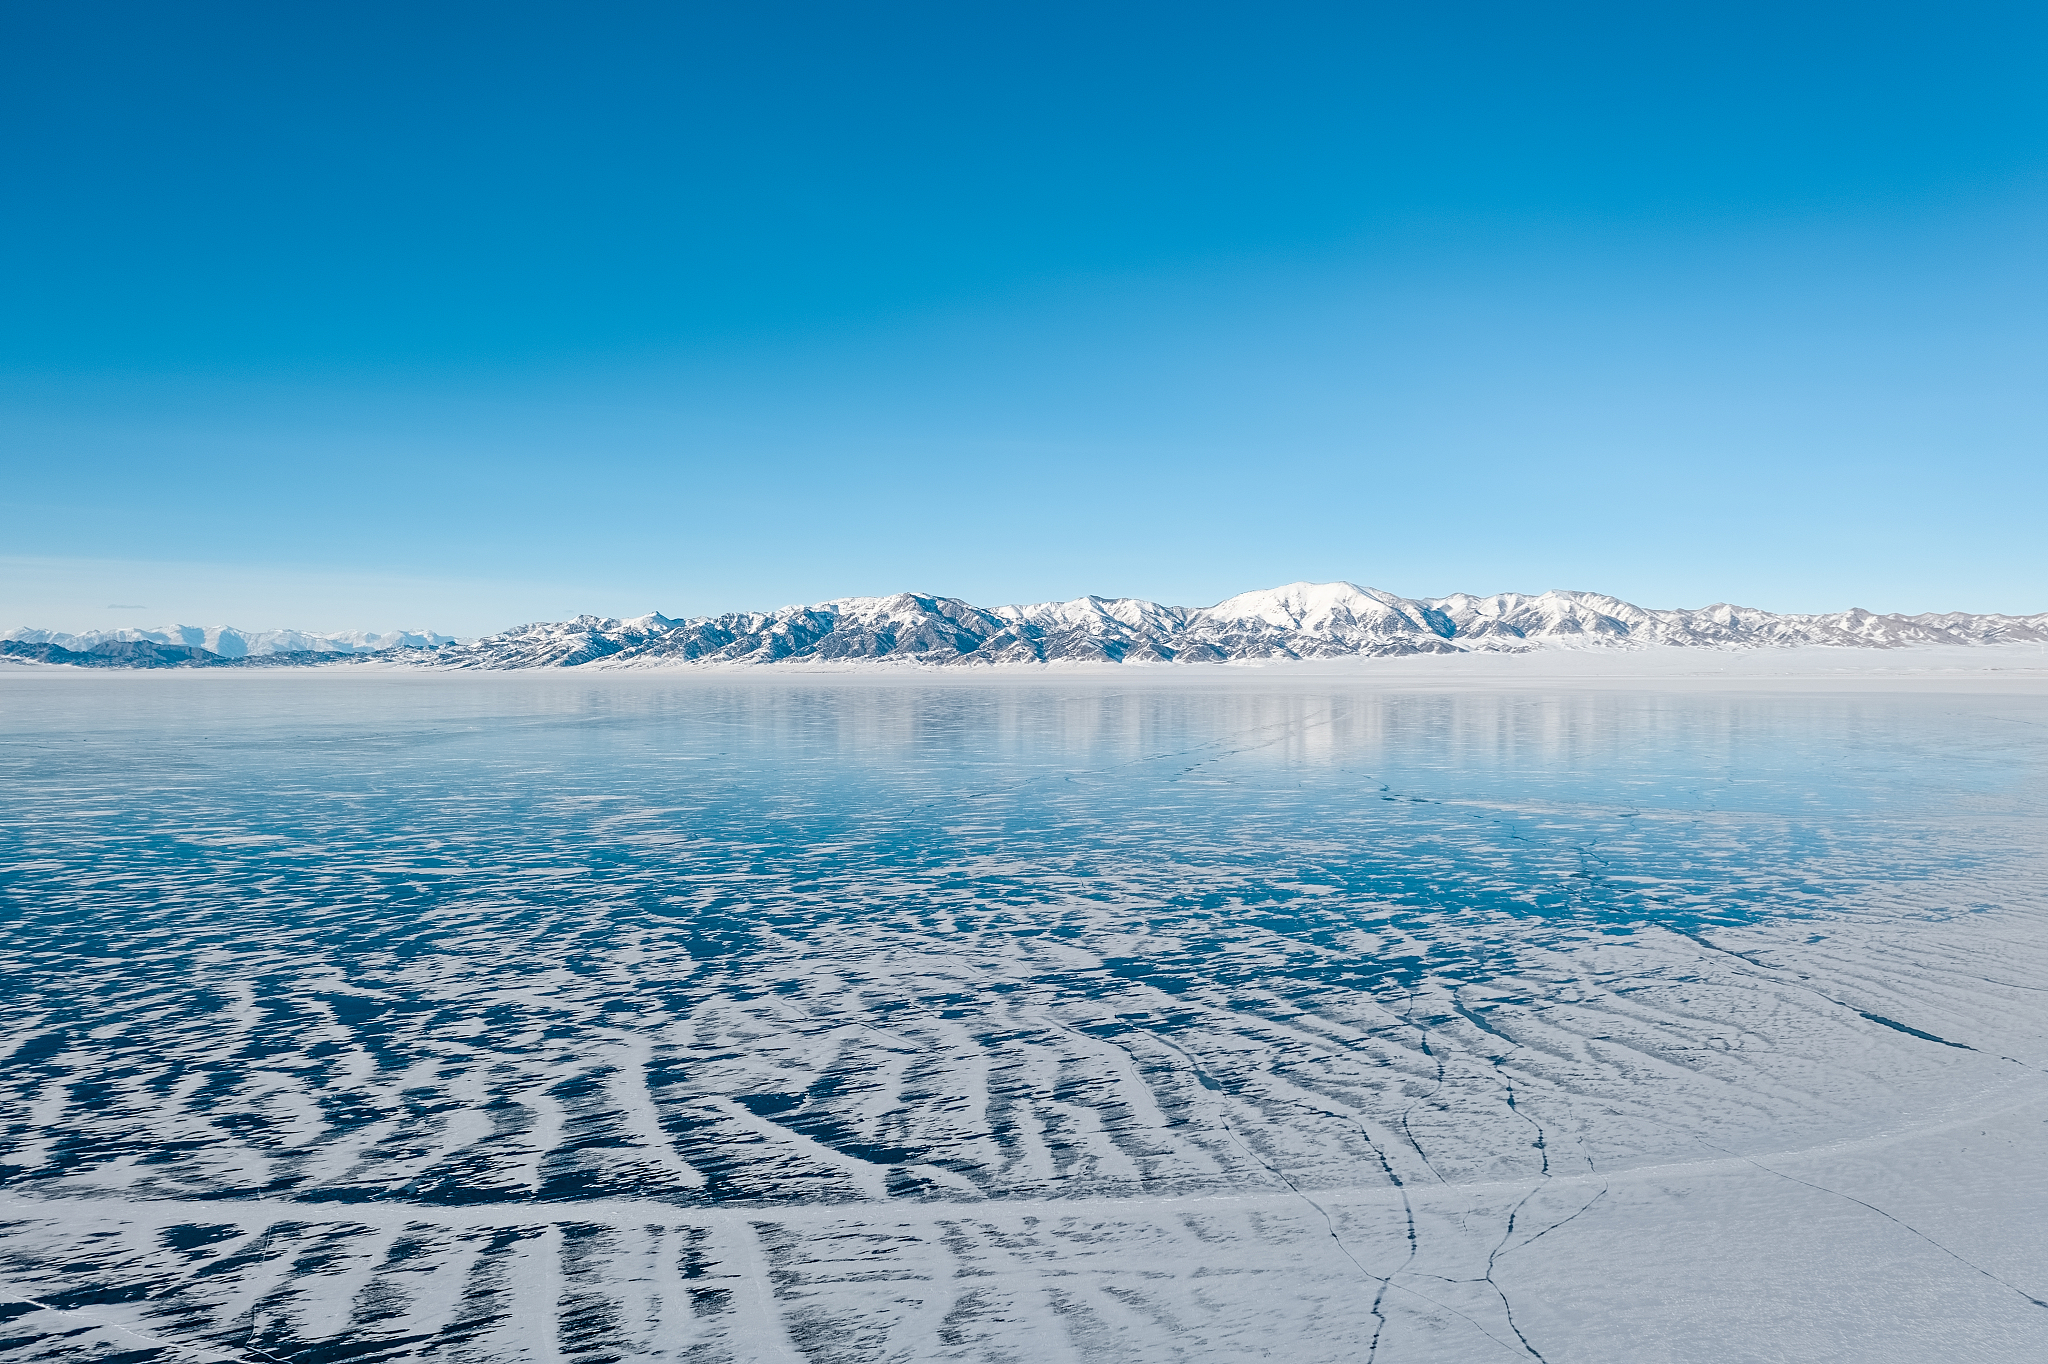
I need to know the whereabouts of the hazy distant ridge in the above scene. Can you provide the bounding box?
[2,624,457,658]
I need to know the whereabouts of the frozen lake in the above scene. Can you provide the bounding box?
[4,662,2048,1362]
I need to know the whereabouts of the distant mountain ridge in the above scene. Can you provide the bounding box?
[435,581,2048,669]
[9,583,2045,670]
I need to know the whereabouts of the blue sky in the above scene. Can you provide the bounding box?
[3,1,2044,633]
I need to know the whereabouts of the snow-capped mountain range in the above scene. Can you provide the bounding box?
[8,583,2045,670]
[432,581,2048,669]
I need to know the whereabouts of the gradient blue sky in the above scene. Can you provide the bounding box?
[4,1,2044,633]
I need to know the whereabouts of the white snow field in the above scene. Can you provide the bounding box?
[1,650,2045,1362]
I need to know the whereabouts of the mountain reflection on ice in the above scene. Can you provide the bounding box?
[3,671,2047,1362]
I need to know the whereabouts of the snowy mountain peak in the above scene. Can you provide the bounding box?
[1198,581,1446,636]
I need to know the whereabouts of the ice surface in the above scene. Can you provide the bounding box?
[2,667,2046,1361]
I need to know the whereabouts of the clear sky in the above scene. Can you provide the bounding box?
[4,1,2044,634]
